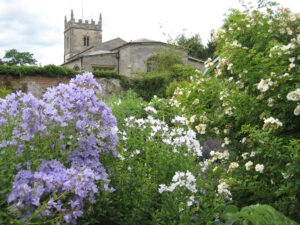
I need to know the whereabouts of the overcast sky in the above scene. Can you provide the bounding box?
[0,0,299,66]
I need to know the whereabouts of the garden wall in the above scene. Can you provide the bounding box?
[0,75,122,98]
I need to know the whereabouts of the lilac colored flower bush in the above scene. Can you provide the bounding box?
[0,72,117,224]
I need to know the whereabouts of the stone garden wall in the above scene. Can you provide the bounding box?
[0,75,122,98]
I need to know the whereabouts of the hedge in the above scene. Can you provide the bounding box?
[0,64,197,101]
[0,64,124,79]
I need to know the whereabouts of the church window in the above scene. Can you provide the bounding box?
[66,36,69,49]
[83,36,90,47]
[146,55,158,72]
[73,65,80,71]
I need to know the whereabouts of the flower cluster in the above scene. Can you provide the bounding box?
[262,117,283,130]
[125,115,202,157]
[8,160,112,223]
[287,88,300,115]
[257,79,273,92]
[158,171,197,194]
[144,106,157,114]
[3,73,118,223]
[217,180,231,199]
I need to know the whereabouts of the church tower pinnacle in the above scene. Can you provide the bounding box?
[71,9,74,21]
[99,13,102,31]
[64,10,103,63]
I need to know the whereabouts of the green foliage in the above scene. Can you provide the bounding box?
[78,96,228,224]
[0,88,12,98]
[222,204,298,225]
[168,0,300,222]
[3,49,37,66]
[129,72,172,101]
[0,64,125,79]
[149,47,183,73]
[173,32,216,60]
[122,65,200,101]
[103,90,147,129]
[175,33,206,60]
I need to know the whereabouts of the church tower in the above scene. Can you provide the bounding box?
[64,10,103,62]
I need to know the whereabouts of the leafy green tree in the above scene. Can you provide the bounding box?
[203,31,216,59]
[174,32,216,60]
[175,33,206,60]
[151,48,183,72]
[3,49,37,66]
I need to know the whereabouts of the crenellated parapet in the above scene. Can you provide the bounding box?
[64,10,102,31]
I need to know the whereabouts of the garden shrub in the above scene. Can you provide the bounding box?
[103,90,148,129]
[123,65,200,101]
[78,104,229,225]
[221,204,298,225]
[0,73,118,224]
[0,88,12,98]
[168,0,300,222]
[0,64,125,79]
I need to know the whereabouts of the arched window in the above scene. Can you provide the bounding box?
[83,36,90,47]
[146,55,158,72]
[66,36,69,49]
[73,65,80,71]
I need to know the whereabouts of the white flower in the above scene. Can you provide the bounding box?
[212,127,220,135]
[263,117,283,130]
[204,58,214,68]
[290,14,297,21]
[257,79,273,92]
[241,137,247,144]
[135,150,140,154]
[193,99,200,105]
[241,152,248,159]
[218,181,231,198]
[229,162,239,169]
[281,172,290,179]
[224,107,235,115]
[287,89,300,101]
[190,115,197,123]
[144,106,157,114]
[227,63,233,71]
[221,137,230,147]
[289,63,296,71]
[199,113,208,123]
[158,171,197,194]
[294,105,300,116]
[289,57,296,63]
[255,164,264,173]
[245,161,253,170]
[158,184,168,193]
[171,116,187,125]
[187,195,195,206]
[195,124,207,134]
[267,98,275,107]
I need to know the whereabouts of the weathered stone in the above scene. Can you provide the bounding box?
[62,11,205,75]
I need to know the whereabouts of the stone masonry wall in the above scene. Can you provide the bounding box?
[0,75,122,99]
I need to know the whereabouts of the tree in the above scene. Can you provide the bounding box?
[175,33,206,60]
[202,30,216,60]
[3,49,37,66]
[174,33,216,61]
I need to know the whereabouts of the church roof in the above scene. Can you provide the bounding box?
[82,50,115,56]
[130,38,159,43]
[94,37,127,51]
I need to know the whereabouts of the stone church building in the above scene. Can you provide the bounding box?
[62,10,204,76]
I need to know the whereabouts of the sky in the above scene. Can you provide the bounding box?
[0,0,299,66]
